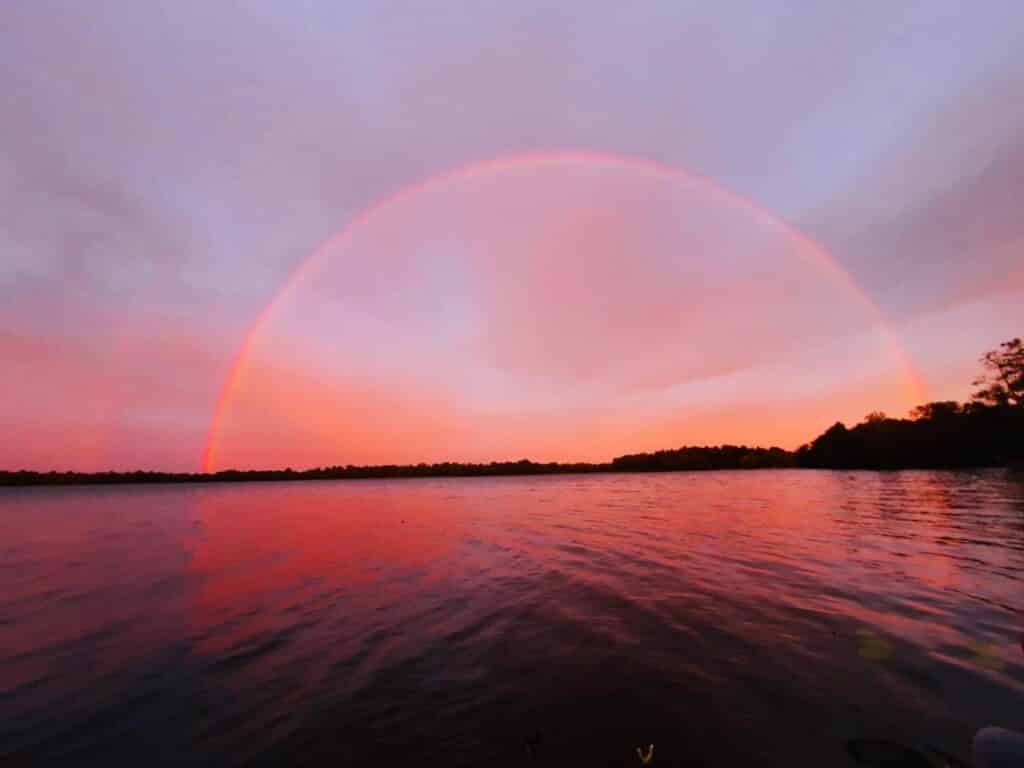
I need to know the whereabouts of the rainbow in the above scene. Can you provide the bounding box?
[202,149,926,472]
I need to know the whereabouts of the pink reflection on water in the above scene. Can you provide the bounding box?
[2,470,1022,764]
[185,482,466,659]
[0,487,197,711]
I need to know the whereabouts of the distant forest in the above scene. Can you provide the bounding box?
[3,338,1021,486]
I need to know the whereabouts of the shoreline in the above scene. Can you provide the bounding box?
[2,460,1016,488]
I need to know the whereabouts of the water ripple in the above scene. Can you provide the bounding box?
[1,470,1022,766]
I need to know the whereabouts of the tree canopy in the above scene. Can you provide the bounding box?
[796,337,1023,469]
[972,337,1023,408]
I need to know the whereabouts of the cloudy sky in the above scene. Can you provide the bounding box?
[2,0,1021,471]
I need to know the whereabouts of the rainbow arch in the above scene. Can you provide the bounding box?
[202,149,926,472]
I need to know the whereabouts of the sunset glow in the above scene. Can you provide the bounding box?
[2,1,1021,472]
[3,6,1024,767]
[204,152,924,471]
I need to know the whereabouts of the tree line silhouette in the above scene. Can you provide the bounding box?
[797,337,1022,469]
[2,338,1021,486]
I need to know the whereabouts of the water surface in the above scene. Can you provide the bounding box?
[2,470,1022,766]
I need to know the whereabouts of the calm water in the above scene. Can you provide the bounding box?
[2,471,1023,766]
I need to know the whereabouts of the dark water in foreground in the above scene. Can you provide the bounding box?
[2,471,1023,767]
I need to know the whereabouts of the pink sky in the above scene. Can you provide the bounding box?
[1,2,1021,471]
[206,154,929,470]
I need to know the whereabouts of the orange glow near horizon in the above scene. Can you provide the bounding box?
[203,151,926,472]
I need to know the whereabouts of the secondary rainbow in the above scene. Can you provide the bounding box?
[202,150,927,472]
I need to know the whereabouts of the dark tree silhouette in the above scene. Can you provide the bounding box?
[909,401,961,421]
[972,338,1024,408]
[795,339,1024,470]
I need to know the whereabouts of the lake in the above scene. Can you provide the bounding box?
[2,470,1022,766]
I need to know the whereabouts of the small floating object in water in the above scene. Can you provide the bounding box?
[856,629,892,661]
[974,727,1024,768]
[636,743,654,765]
